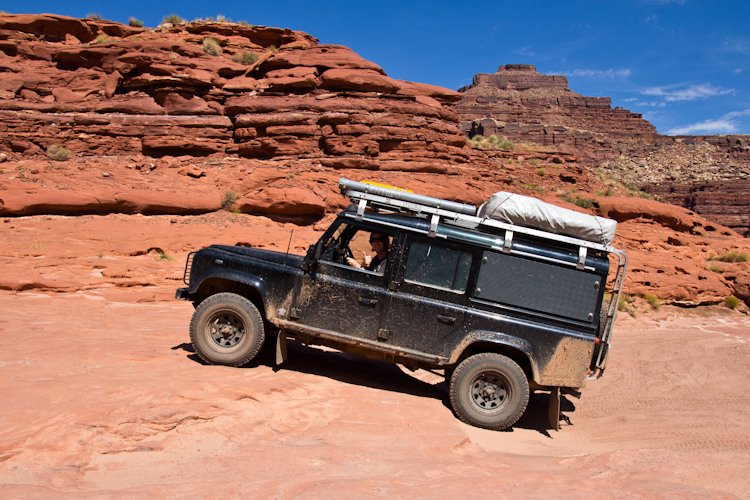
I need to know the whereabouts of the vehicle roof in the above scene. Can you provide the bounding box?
[337,206,610,274]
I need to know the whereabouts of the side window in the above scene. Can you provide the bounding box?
[404,240,473,292]
[320,222,393,275]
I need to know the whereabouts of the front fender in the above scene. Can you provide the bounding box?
[190,268,268,303]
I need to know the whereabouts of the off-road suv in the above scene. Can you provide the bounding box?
[176,178,627,431]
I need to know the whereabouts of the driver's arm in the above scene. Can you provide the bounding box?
[347,251,370,269]
[346,256,361,269]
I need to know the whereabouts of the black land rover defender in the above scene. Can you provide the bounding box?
[176,178,627,431]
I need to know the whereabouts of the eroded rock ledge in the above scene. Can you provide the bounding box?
[0,14,467,166]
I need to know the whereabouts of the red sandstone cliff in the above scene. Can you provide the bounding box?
[0,15,748,307]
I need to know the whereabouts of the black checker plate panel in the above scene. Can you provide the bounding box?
[476,251,600,322]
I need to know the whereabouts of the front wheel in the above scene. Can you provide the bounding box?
[189,292,265,367]
[449,353,529,430]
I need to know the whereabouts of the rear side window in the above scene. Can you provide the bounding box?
[404,240,472,292]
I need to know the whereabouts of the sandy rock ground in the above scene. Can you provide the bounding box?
[1,291,749,499]
[1,215,749,498]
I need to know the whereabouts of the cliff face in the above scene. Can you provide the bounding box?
[457,64,750,237]
[0,14,468,167]
[456,64,658,158]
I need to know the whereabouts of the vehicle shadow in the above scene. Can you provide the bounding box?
[175,339,573,435]
[178,338,446,401]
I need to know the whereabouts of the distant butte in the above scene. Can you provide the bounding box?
[456,64,658,159]
[456,64,750,236]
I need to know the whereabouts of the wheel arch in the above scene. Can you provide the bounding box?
[191,274,268,322]
[448,332,540,384]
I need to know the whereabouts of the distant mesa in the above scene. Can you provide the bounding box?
[456,64,658,159]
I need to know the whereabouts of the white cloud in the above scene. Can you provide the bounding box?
[551,68,631,78]
[735,69,742,74]
[724,36,750,55]
[514,46,535,57]
[667,109,750,135]
[643,83,734,101]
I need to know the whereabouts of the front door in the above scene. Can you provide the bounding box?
[291,222,394,342]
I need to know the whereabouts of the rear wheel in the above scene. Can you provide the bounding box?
[449,353,529,430]
[189,292,265,367]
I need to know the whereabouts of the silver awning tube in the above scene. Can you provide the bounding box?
[339,178,477,216]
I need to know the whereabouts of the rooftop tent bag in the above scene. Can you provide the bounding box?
[477,191,617,245]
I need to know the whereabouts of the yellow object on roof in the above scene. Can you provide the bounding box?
[361,181,414,193]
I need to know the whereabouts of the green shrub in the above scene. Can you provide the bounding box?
[537,167,545,176]
[530,158,540,166]
[87,13,103,21]
[222,190,239,210]
[232,51,259,65]
[521,183,544,194]
[29,239,50,249]
[596,187,614,197]
[644,294,662,310]
[95,33,108,43]
[560,194,594,209]
[237,20,250,27]
[202,37,221,56]
[153,250,174,261]
[710,251,750,263]
[724,296,740,309]
[268,44,277,52]
[47,144,71,161]
[708,264,722,273]
[618,293,637,317]
[128,17,143,27]
[468,134,514,151]
[162,14,184,25]
[216,14,231,22]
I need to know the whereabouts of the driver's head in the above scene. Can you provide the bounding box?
[369,232,390,251]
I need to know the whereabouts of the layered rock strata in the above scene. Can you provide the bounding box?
[0,14,467,167]
[456,64,658,158]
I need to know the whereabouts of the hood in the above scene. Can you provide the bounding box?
[211,245,305,267]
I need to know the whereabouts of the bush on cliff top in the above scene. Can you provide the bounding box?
[162,14,184,25]
[128,17,143,27]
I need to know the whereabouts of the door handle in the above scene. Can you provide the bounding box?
[438,315,456,324]
[359,297,378,306]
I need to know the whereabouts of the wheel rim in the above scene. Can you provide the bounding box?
[207,312,245,348]
[470,371,510,413]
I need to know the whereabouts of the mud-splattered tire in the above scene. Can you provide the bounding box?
[189,292,265,367]
[449,353,529,430]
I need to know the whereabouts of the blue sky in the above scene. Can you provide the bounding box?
[6,0,750,135]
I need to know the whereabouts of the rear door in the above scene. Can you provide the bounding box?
[379,236,474,353]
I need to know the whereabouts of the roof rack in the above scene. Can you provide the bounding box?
[339,177,628,380]
[339,178,612,253]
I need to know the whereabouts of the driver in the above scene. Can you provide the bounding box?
[346,231,390,274]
